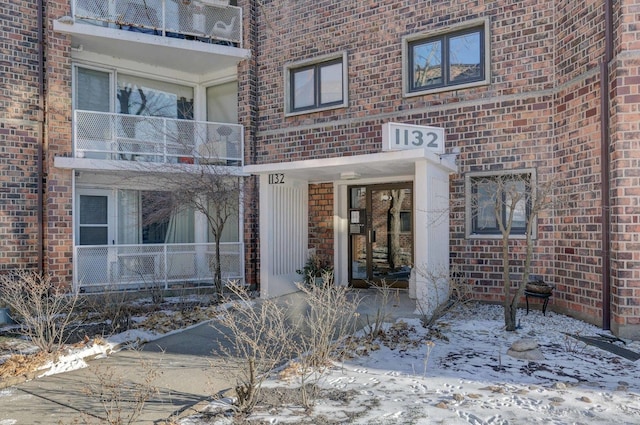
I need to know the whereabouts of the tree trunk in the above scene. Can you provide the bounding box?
[502,232,515,330]
[389,189,405,270]
[505,297,518,331]
[214,233,223,298]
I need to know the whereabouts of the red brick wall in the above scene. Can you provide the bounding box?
[609,0,640,336]
[237,0,260,289]
[552,0,607,324]
[0,1,44,272]
[253,0,558,292]
[248,0,639,332]
[308,183,334,260]
[1,0,72,287]
[43,1,73,287]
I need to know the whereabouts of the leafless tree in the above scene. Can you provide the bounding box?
[142,165,242,299]
[469,172,555,331]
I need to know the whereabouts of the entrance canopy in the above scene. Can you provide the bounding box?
[243,148,457,183]
[244,148,458,305]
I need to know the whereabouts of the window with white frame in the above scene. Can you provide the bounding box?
[466,171,534,237]
[74,66,194,119]
[286,53,347,114]
[406,22,488,94]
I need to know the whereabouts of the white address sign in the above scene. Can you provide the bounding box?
[382,122,445,154]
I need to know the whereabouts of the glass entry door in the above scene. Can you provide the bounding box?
[348,183,413,288]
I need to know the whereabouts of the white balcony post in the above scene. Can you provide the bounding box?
[161,0,166,36]
[163,117,168,163]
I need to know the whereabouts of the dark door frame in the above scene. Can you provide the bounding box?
[347,182,414,288]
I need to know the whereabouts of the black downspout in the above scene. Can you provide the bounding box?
[37,0,45,274]
[600,0,613,331]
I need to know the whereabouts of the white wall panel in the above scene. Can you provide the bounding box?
[260,175,308,298]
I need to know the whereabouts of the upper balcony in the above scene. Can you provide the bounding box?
[54,0,249,76]
[55,110,244,173]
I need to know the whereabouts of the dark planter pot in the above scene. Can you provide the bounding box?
[525,282,553,295]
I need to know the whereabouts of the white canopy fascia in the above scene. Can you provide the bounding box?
[243,149,458,182]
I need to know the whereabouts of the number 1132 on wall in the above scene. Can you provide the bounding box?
[382,122,445,154]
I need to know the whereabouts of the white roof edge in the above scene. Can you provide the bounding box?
[54,156,248,176]
[53,19,250,61]
[243,149,458,175]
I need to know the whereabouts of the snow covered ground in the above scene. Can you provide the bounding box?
[2,298,639,424]
[182,303,640,424]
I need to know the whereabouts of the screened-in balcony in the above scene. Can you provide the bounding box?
[54,0,249,76]
[73,110,244,166]
[74,243,244,292]
[72,0,242,46]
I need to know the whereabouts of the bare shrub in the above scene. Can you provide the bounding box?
[292,274,362,407]
[360,281,398,341]
[422,340,436,377]
[414,265,471,327]
[212,276,362,412]
[211,281,294,414]
[82,287,134,335]
[295,274,361,367]
[563,332,587,354]
[142,276,165,306]
[0,271,79,353]
[78,355,161,425]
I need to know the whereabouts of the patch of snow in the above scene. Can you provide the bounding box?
[180,303,640,425]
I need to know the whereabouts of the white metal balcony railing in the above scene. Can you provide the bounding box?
[74,243,244,292]
[74,110,243,166]
[72,0,242,46]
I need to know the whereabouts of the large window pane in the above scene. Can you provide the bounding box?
[208,195,240,243]
[116,74,194,119]
[507,181,527,229]
[76,68,111,112]
[409,25,484,92]
[476,182,497,230]
[142,191,170,244]
[293,68,315,110]
[470,174,530,236]
[79,195,109,245]
[118,190,141,245]
[449,31,482,83]
[80,195,108,224]
[206,81,239,124]
[319,62,343,104]
[79,227,108,246]
[412,40,442,89]
[290,57,345,112]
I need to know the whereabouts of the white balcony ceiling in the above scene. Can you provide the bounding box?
[54,20,250,75]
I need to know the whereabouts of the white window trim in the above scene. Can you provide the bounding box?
[465,168,537,240]
[284,51,349,117]
[402,18,491,98]
[72,62,205,119]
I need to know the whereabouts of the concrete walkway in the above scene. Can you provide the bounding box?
[0,289,419,424]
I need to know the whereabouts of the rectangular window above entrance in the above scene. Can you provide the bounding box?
[405,19,490,96]
[285,52,348,115]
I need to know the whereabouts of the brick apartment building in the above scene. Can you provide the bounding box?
[2,0,248,293]
[2,1,639,338]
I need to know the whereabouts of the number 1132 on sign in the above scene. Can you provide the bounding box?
[381,122,445,154]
